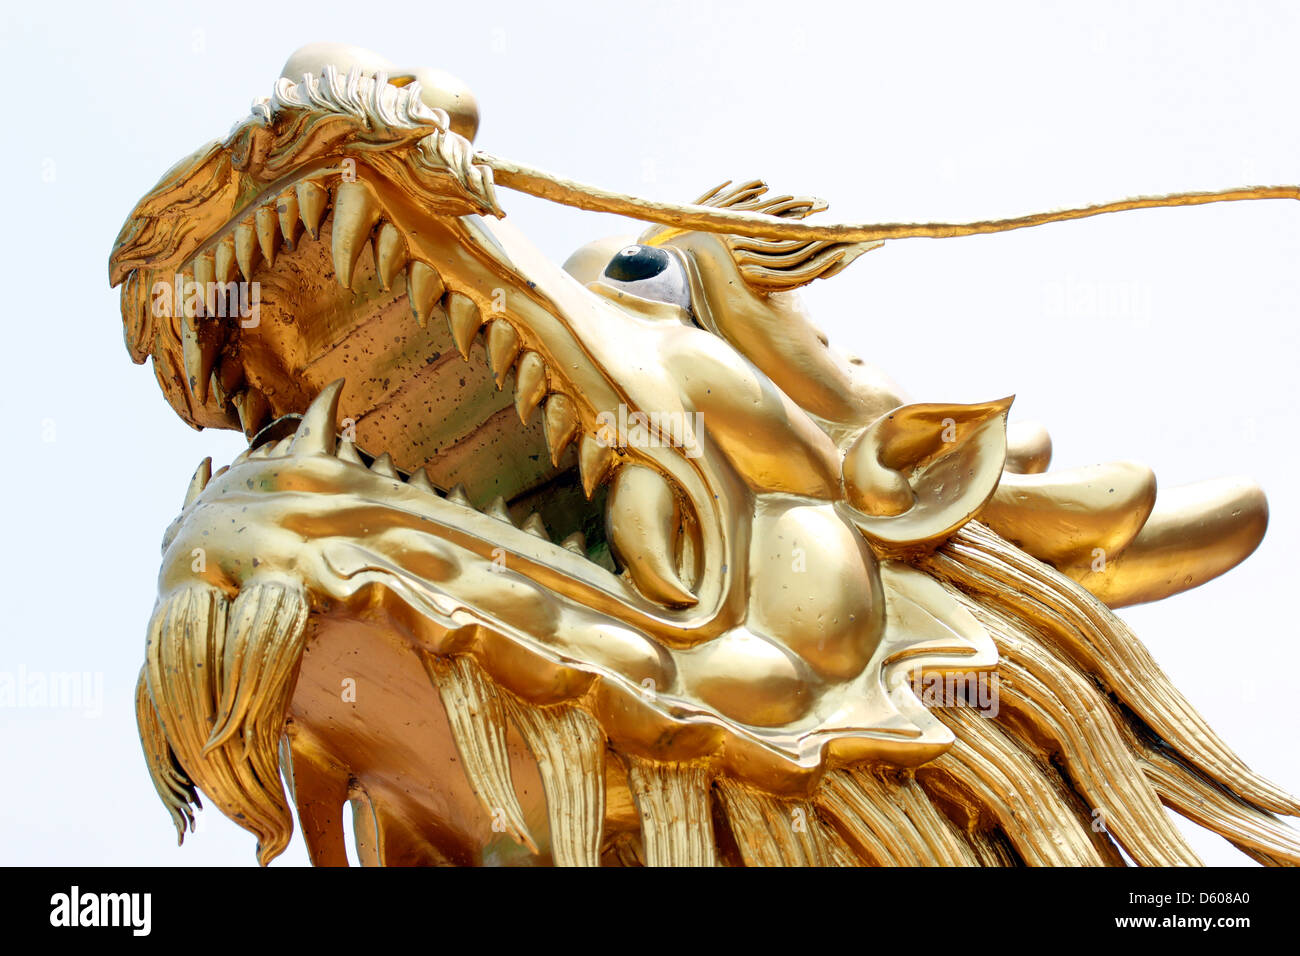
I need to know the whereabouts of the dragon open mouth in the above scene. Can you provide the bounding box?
[114,77,714,615]
[116,44,1300,867]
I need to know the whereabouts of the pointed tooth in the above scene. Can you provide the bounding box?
[521,513,549,539]
[561,531,586,555]
[486,495,513,524]
[296,181,328,239]
[181,321,219,404]
[214,237,238,284]
[208,369,225,408]
[448,484,473,508]
[193,254,214,315]
[184,457,212,508]
[408,262,444,327]
[277,189,302,248]
[406,468,435,493]
[255,205,280,268]
[486,320,521,389]
[232,388,270,438]
[514,351,547,423]
[177,267,197,323]
[370,452,399,478]
[447,292,483,359]
[234,222,259,281]
[332,180,381,289]
[214,359,245,398]
[543,395,579,467]
[271,436,293,457]
[374,223,408,291]
[606,464,697,607]
[289,379,344,456]
[579,435,616,499]
[336,437,364,465]
[193,253,214,287]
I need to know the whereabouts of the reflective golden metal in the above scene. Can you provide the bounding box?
[111,43,1298,866]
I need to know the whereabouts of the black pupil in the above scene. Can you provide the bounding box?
[604,245,669,282]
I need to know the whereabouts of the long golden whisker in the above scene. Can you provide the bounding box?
[481,153,1299,243]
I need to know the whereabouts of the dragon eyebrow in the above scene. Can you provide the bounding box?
[478,152,1299,242]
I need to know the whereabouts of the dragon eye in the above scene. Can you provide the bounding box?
[601,245,692,311]
[605,244,670,281]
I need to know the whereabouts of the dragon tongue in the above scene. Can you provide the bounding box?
[605,464,697,607]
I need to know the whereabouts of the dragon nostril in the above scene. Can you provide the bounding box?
[604,245,669,282]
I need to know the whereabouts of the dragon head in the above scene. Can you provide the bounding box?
[113,44,1297,867]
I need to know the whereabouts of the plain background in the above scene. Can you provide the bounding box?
[1,0,1296,866]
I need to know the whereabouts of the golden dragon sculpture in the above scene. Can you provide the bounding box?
[109,43,1299,867]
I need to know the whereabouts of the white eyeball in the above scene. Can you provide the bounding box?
[599,245,692,311]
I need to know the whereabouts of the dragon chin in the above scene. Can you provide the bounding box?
[119,44,1297,867]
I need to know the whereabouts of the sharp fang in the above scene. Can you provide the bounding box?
[336,438,364,465]
[521,513,548,539]
[486,320,521,390]
[296,181,328,240]
[447,293,483,359]
[234,221,259,282]
[277,189,301,248]
[255,205,279,268]
[215,237,237,284]
[376,223,408,291]
[408,262,444,328]
[184,457,212,508]
[193,254,214,315]
[448,484,473,508]
[606,464,697,607]
[561,531,586,554]
[209,368,232,411]
[182,320,218,404]
[178,267,197,322]
[543,395,579,466]
[579,435,615,499]
[486,495,513,523]
[332,181,381,290]
[370,452,399,478]
[232,388,270,438]
[289,379,344,456]
[514,351,547,423]
[406,468,435,493]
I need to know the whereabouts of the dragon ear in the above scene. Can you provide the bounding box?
[842,398,1012,550]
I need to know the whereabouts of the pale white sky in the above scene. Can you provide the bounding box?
[1,0,1296,866]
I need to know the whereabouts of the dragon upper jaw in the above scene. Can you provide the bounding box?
[118,114,738,616]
